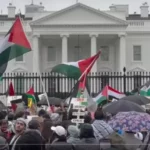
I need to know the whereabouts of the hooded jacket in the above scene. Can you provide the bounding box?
[67,125,80,144]
[73,124,100,150]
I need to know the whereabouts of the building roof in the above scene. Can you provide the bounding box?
[127,14,150,20]
[0,12,150,21]
[0,14,32,21]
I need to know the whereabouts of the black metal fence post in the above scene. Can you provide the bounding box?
[57,74,60,94]
[1,71,149,98]
[123,67,126,93]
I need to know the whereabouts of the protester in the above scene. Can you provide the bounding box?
[28,119,41,130]
[14,111,25,120]
[38,109,47,118]
[67,125,80,144]
[92,109,114,140]
[43,114,51,120]
[8,113,14,122]
[0,112,6,120]
[74,123,100,150]
[46,126,73,150]
[50,113,62,126]
[7,113,14,132]
[15,130,44,150]
[0,119,13,142]
[0,136,9,150]
[84,114,92,124]
[0,120,8,139]
[9,118,27,150]
[41,118,53,143]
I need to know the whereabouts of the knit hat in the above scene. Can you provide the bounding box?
[68,125,79,138]
[51,126,66,136]
[50,113,62,124]
[28,120,40,130]
[134,132,143,141]
[80,123,94,138]
[16,118,27,128]
[0,136,9,150]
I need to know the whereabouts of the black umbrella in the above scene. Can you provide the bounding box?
[120,95,150,105]
[37,97,67,106]
[131,80,150,94]
[103,100,145,116]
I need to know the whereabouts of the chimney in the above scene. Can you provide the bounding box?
[109,4,116,11]
[109,4,129,17]
[39,2,44,12]
[7,3,16,18]
[140,2,149,18]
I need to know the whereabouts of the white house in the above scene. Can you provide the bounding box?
[1,2,150,74]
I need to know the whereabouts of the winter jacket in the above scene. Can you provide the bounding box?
[67,125,80,144]
[46,139,73,150]
[73,138,100,150]
[15,130,44,150]
[92,120,114,140]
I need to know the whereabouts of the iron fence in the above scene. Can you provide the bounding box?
[1,69,150,98]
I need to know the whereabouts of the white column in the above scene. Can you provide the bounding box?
[61,34,69,63]
[119,33,126,72]
[90,34,98,93]
[32,34,40,73]
[90,34,98,72]
[61,34,69,93]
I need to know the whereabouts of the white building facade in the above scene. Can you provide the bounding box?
[1,2,150,73]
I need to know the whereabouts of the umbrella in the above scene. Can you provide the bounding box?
[103,100,145,116]
[37,97,67,106]
[120,95,150,105]
[142,80,150,87]
[108,111,150,132]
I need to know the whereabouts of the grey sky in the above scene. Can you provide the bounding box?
[0,0,150,14]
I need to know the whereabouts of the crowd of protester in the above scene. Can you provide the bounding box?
[0,105,149,150]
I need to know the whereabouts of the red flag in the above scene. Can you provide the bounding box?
[102,85,108,99]
[8,82,15,96]
[8,82,17,112]
[78,51,101,75]
[27,86,34,95]
[78,72,87,91]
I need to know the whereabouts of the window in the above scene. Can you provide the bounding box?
[16,55,23,62]
[100,46,109,61]
[74,46,82,61]
[47,46,56,62]
[14,76,24,94]
[133,45,141,61]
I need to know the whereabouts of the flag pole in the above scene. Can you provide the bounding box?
[39,73,50,109]
[68,50,101,105]
[78,51,101,82]
[19,14,50,110]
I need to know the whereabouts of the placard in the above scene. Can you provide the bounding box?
[73,105,86,110]
[71,119,84,124]
[72,112,85,116]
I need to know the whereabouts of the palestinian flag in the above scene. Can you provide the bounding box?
[26,87,36,108]
[0,17,31,76]
[94,85,125,105]
[76,73,88,106]
[51,51,101,79]
[140,85,150,96]
[7,82,17,112]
